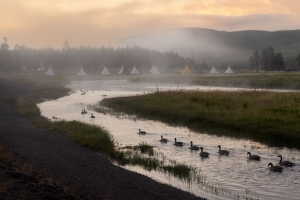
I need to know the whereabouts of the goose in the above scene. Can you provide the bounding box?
[160,135,168,143]
[174,138,183,146]
[268,163,283,172]
[189,141,200,151]
[138,129,146,134]
[81,109,87,114]
[199,147,209,157]
[217,145,229,155]
[278,155,295,167]
[247,152,261,160]
[90,114,95,119]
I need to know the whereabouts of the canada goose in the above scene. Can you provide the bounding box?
[90,114,95,119]
[199,147,209,157]
[268,163,283,172]
[81,92,86,95]
[189,141,199,151]
[217,145,229,155]
[160,135,167,143]
[278,155,295,166]
[138,129,146,134]
[102,94,107,97]
[247,152,261,160]
[174,138,183,146]
[81,109,87,114]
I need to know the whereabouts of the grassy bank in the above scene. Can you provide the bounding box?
[129,73,300,90]
[101,90,300,148]
[13,84,119,159]
[12,81,198,181]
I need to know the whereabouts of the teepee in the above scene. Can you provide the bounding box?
[101,67,110,75]
[38,63,44,71]
[225,66,234,74]
[77,67,87,75]
[118,66,130,75]
[163,66,171,73]
[152,67,160,74]
[150,66,156,73]
[131,67,139,74]
[46,67,55,75]
[210,66,218,74]
[181,65,191,74]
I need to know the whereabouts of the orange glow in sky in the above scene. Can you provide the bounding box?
[0,0,299,48]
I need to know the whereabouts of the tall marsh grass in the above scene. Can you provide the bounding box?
[101,90,300,148]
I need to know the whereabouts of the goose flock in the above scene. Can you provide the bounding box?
[137,129,296,172]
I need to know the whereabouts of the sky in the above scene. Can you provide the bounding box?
[1,0,300,48]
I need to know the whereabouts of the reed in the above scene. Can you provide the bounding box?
[101,90,300,148]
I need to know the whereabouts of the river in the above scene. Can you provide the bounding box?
[38,79,300,200]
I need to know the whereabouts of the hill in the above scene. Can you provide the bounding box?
[114,28,300,69]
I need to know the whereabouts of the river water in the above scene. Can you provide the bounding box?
[38,79,300,200]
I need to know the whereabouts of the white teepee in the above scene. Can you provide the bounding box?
[101,67,110,75]
[210,66,218,74]
[152,67,160,74]
[38,63,44,71]
[225,66,234,74]
[77,67,87,75]
[118,66,125,74]
[131,67,139,74]
[46,67,55,75]
[150,65,156,73]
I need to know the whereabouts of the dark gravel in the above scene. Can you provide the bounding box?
[0,78,204,200]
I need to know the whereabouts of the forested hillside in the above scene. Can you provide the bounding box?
[115,28,300,69]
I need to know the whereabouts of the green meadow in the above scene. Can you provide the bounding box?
[101,90,300,148]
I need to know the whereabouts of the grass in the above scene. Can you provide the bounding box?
[129,73,300,90]
[101,90,300,148]
[12,81,200,181]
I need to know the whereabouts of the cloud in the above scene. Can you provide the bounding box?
[0,0,300,48]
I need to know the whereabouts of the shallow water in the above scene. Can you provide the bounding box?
[38,80,300,200]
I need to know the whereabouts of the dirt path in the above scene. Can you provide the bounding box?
[0,78,203,200]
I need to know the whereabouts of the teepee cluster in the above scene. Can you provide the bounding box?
[42,64,234,76]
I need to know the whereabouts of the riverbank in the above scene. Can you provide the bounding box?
[101,90,300,149]
[0,76,203,199]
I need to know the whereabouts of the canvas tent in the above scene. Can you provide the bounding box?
[38,63,44,71]
[225,66,234,74]
[152,67,160,74]
[118,66,130,75]
[150,66,156,73]
[163,66,171,73]
[210,66,218,74]
[130,67,139,74]
[77,67,87,75]
[181,65,191,74]
[46,67,55,75]
[101,67,110,75]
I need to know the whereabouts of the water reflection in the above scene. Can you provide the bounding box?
[38,80,300,200]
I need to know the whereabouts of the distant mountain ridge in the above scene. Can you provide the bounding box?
[115,28,300,68]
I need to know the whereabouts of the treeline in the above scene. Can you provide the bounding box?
[0,39,198,73]
[248,47,286,72]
